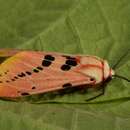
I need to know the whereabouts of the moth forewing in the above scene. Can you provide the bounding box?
[0,49,126,102]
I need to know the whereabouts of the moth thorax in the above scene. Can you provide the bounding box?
[80,56,104,84]
[80,56,102,66]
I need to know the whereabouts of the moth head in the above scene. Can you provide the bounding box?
[79,56,115,84]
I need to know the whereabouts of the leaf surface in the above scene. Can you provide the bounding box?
[0,0,130,129]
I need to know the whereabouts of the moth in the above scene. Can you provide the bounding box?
[0,49,129,101]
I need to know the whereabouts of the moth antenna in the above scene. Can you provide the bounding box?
[113,75,130,82]
[112,49,130,69]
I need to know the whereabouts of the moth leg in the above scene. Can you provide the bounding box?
[85,77,113,102]
[85,87,105,102]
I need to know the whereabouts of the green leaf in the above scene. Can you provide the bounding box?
[0,0,130,129]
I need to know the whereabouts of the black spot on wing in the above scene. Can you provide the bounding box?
[90,78,95,81]
[33,66,43,73]
[42,54,55,67]
[42,60,52,67]
[11,79,15,81]
[33,69,39,73]
[14,76,18,79]
[37,66,43,70]
[44,55,55,61]
[18,72,26,77]
[26,71,32,75]
[21,92,30,96]
[32,86,36,89]
[6,80,10,83]
[66,60,77,66]
[4,72,7,74]
[62,83,72,88]
[62,55,76,60]
[61,64,71,71]
[0,81,3,83]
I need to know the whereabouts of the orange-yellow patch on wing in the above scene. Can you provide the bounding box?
[0,49,20,57]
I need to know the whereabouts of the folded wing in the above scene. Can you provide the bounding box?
[0,51,94,98]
